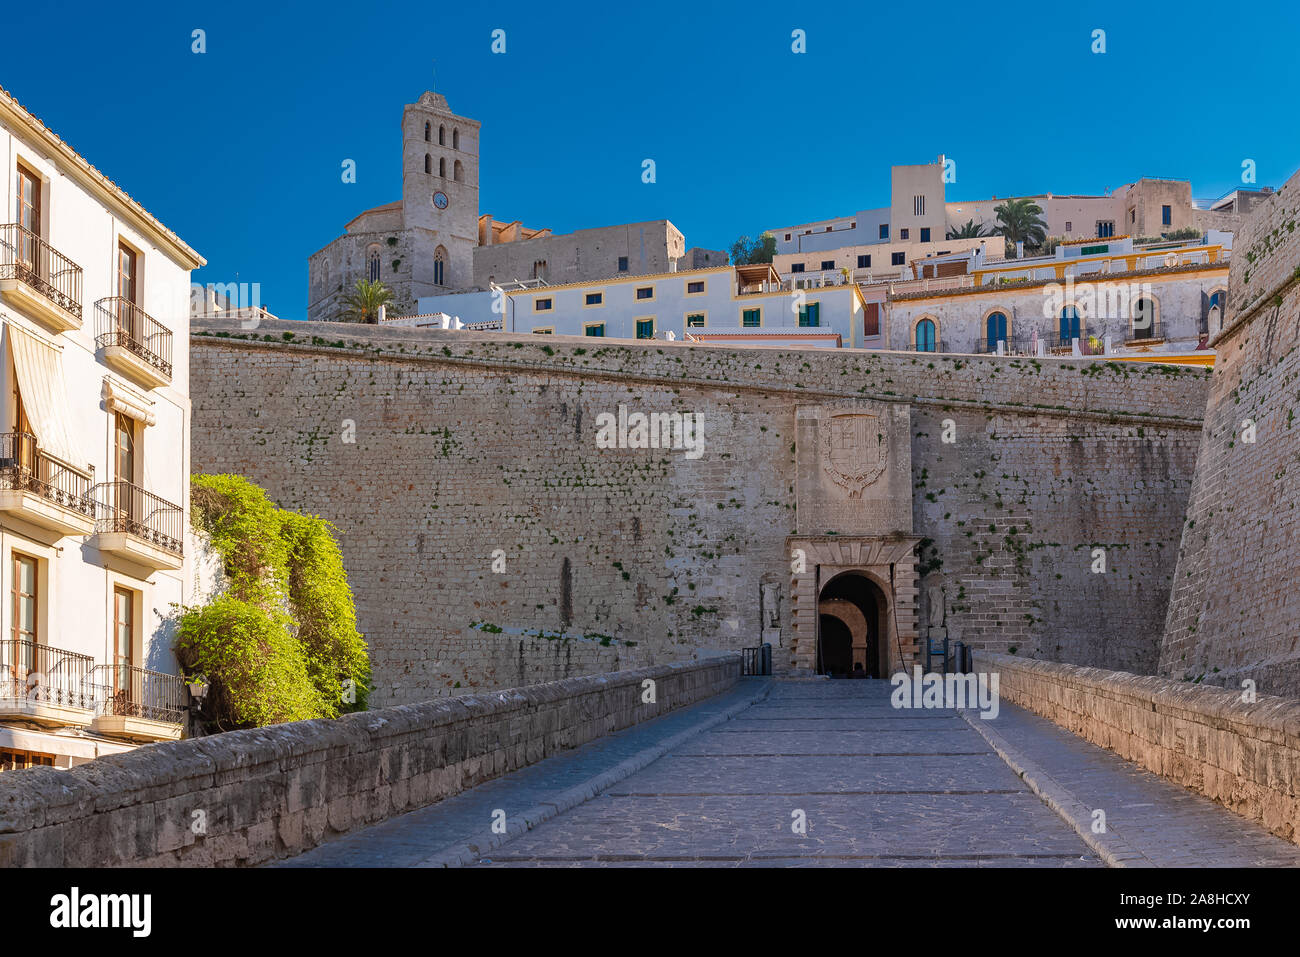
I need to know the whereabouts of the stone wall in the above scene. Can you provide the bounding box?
[0,656,740,867]
[1160,169,1300,696]
[189,317,1207,705]
[975,651,1300,845]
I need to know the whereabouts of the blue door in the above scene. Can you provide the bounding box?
[1059,307,1080,341]
[986,312,1007,351]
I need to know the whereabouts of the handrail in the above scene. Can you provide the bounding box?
[0,223,83,317]
[94,297,173,378]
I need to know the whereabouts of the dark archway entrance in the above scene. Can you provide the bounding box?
[817,571,888,678]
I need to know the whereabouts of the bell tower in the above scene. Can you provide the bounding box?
[401,89,480,294]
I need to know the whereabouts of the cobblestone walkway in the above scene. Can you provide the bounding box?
[279,679,1300,868]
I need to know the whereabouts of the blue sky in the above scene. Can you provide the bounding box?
[8,0,1300,319]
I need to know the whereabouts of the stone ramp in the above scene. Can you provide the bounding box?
[277,678,1300,868]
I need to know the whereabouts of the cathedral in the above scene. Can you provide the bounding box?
[308,90,489,321]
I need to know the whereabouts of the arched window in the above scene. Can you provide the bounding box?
[1059,306,1081,342]
[367,246,381,283]
[915,318,936,352]
[434,246,447,287]
[985,311,1008,352]
[1133,297,1157,338]
[439,157,446,178]
[1205,289,1225,336]
[452,128,460,150]
[454,160,464,182]
[424,154,432,174]
[439,125,445,146]
[424,121,431,142]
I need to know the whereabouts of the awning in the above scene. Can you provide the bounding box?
[7,324,85,469]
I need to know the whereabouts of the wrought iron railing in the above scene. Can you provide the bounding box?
[1126,320,1164,343]
[93,480,183,557]
[0,432,95,517]
[0,639,96,710]
[89,664,184,724]
[94,297,173,378]
[0,223,83,318]
[905,342,950,353]
[742,643,772,676]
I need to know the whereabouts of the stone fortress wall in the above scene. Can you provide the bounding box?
[190,317,1208,707]
[1161,168,1300,696]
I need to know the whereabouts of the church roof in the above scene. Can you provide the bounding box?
[346,200,402,231]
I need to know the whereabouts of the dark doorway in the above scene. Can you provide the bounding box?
[818,615,853,676]
[817,572,887,678]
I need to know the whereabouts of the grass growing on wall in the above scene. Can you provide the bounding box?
[176,474,371,730]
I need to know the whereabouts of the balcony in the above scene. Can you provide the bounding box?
[0,433,95,536]
[0,639,96,727]
[91,480,183,570]
[1126,321,1165,345]
[0,224,83,332]
[95,298,173,388]
[88,664,184,741]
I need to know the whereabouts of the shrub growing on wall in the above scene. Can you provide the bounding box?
[175,474,371,730]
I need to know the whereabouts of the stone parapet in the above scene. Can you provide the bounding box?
[0,655,741,867]
[975,651,1300,845]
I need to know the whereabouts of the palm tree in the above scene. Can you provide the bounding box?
[945,219,986,240]
[992,198,1048,258]
[341,279,393,324]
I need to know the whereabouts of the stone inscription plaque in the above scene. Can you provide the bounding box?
[796,403,912,536]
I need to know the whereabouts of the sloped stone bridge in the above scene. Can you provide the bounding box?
[1,654,1296,868]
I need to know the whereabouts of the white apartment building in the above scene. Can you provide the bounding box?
[414,264,870,347]
[0,86,205,768]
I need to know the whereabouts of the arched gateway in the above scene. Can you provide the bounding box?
[784,403,921,676]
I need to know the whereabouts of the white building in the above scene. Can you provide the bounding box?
[0,85,205,768]
[415,264,869,346]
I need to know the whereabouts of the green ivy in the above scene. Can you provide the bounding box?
[175,474,371,731]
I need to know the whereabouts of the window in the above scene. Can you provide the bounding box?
[1162,205,1172,227]
[899,229,909,240]
[585,292,603,306]
[532,260,546,280]
[791,263,805,273]
[686,314,706,328]
[113,586,134,689]
[584,322,605,337]
[117,242,138,304]
[798,302,820,327]
[452,129,460,150]
[863,302,880,337]
[920,228,931,243]
[1130,209,1136,224]
[425,154,432,174]
[686,280,705,294]
[635,318,655,339]
[439,157,446,177]
[532,327,554,334]
[879,224,889,240]
[1060,306,1081,341]
[635,286,654,300]
[820,260,835,270]
[11,553,37,649]
[368,246,381,281]
[914,195,926,216]
[115,412,136,485]
[433,246,447,286]
[915,318,936,352]
[534,298,552,311]
[985,311,1008,351]
[742,308,761,327]
[1133,298,1156,336]
[439,125,446,146]
[424,121,431,142]
[16,163,41,269]
[0,749,55,771]
[857,254,871,269]
[1065,221,1073,233]
[784,233,791,241]
[891,252,905,266]
[1096,221,1115,238]
[617,256,629,272]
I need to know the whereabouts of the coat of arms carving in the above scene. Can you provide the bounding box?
[821,412,888,497]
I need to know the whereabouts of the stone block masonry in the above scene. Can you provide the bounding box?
[0,657,740,867]
[190,317,1207,705]
[976,651,1300,846]
[1162,168,1300,696]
